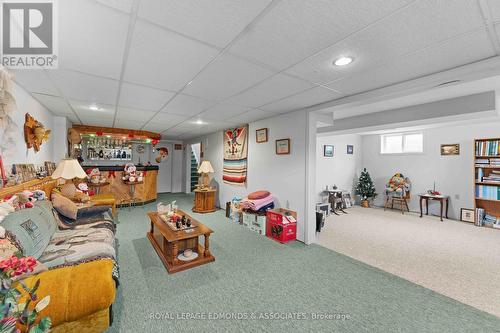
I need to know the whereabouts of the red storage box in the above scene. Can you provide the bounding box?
[266,208,297,225]
[266,208,297,243]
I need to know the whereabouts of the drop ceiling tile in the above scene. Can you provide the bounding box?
[224,74,314,107]
[327,29,495,95]
[12,70,59,95]
[183,53,274,101]
[115,107,157,121]
[487,0,500,22]
[114,119,146,130]
[146,112,189,130]
[288,0,485,84]
[119,82,175,111]
[69,99,115,120]
[228,109,278,124]
[49,70,119,105]
[260,87,343,113]
[229,0,413,70]
[160,93,216,116]
[31,93,74,116]
[78,116,114,127]
[124,20,219,91]
[198,103,249,120]
[59,0,129,79]
[138,0,272,47]
[95,0,134,13]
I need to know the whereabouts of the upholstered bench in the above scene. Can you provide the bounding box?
[91,194,117,217]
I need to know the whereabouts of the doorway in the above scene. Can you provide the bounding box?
[189,143,201,192]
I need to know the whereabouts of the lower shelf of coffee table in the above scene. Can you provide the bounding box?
[147,233,215,274]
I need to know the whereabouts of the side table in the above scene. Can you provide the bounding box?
[419,194,449,221]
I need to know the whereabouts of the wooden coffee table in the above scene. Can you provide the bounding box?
[147,209,215,274]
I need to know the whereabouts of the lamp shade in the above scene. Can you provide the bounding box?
[51,158,87,180]
[198,160,214,174]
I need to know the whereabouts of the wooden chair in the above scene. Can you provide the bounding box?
[384,191,410,214]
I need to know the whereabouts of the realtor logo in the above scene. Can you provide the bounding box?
[1,0,58,69]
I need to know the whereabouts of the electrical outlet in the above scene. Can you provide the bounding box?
[455,194,460,200]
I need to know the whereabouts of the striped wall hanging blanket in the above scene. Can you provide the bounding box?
[223,126,248,185]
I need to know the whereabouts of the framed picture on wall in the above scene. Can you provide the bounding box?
[347,145,354,155]
[324,145,334,157]
[276,139,290,155]
[441,144,460,155]
[256,128,268,143]
[460,208,475,223]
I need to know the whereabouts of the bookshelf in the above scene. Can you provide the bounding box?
[474,138,500,229]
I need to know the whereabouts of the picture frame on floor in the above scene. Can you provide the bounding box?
[460,208,475,223]
[342,193,352,208]
[324,145,334,157]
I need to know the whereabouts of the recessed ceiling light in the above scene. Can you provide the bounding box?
[195,119,203,125]
[89,104,102,111]
[106,135,111,138]
[333,56,353,66]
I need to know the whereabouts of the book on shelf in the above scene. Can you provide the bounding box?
[476,140,500,156]
[477,168,484,182]
[475,185,500,200]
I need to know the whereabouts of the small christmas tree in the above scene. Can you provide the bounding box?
[356,168,376,206]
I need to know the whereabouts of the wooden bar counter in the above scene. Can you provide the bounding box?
[81,165,158,207]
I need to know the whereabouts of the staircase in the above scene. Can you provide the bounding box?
[190,151,199,191]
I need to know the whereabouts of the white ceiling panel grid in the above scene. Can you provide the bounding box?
[327,29,495,96]
[160,93,216,117]
[183,53,275,101]
[138,0,272,48]
[224,73,314,108]
[123,20,220,91]
[260,87,343,113]
[198,103,250,120]
[228,0,414,71]
[48,70,119,105]
[8,0,499,140]
[287,0,487,85]
[119,82,175,111]
[59,0,129,79]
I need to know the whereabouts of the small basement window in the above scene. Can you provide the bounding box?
[380,132,423,154]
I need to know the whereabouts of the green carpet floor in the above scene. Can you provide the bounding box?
[106,193,500,332]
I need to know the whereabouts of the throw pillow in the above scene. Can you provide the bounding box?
[51,192,78,220]
[1,208,53,259]
[248,190,270,200]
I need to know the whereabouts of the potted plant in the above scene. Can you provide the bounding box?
[355,168,377,208]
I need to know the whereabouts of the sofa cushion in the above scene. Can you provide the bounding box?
[1,206,54,259]
[39,226,115,269]
[52,192,78,220]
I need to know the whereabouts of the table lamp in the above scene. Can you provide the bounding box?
[51,158,87,198]
[197,160,214,190]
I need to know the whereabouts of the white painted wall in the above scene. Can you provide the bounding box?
[52,116,71,162]
[316,134,362,203]
[185,110,309,242]
[362,120,500,219]
[4,83,56,166]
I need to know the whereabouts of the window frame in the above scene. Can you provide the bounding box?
[380,131,425,155]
